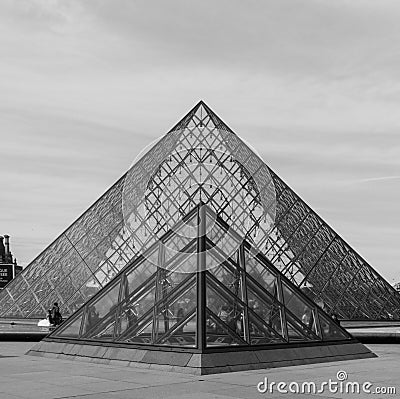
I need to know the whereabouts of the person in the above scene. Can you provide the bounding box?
[126,304,138,329]
[176,307,185,334]
[87,305,100,329]
[218,306,236,332]
[301,307,313,329]
[51,302,63,326]
[47,309,54,325]
[331,313,339,323]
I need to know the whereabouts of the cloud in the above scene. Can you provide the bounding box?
[354,175,400,183]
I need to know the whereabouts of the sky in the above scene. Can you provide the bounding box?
[0,0,399,283]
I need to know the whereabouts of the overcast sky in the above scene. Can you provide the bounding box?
[0,0,399,283]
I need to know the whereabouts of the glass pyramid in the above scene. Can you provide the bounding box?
[0,101,399,321]
[50,204,351,348]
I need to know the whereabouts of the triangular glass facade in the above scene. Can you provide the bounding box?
[50,204,352,349]
[0,101,399,321]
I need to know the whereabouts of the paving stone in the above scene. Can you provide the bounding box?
[141,350,192,366]
[31,341,48,353]
[200,351,259,368]
[57,353,74,360]
[186,354,201,368]
[27,342,42,353]
[148,363,175,372]
[47,342,67,353]
[102,346,121,360]
[201,366,233,375]
[26,350,43,357]
[128,361,151,369]
[330,342,374,357]
[42,352,59,359]
[90,357,111,365]
[171,365,200,375]
[114,349,144,362]
[72,355,93,364]
[62,343,77,355]
[92,345,108,358]
[76,344,102,358]
[255,348,296,363]
[292,346,328,359]
[109,359,130,367]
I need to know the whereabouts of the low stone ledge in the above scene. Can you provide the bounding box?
[26,340,376,375]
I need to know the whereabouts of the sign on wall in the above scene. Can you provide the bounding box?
[0,264,14,288]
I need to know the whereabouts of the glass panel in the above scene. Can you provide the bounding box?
[206,280,245,341]
[165,248,198,276]
[54,312,83,338]
[165,269,194,288]
[163,211,198,264]
[78,275,102,301]
[90,320,116,341]
[286,320,311,342]
[65,290,86,314]
[56,276,78,303]
[247,281,283,337]
[1,305,22,318]
[208,260,242,298]
[282,282,319,336]
[124,319,153,344]
[0,290,17,317]
[115,304,139,338]
[319,313,350,341]
[29,278,54,306]
[205,309,245,347]
[158,312,197,347]
[68,261,93,285]
[126,257,158,295]
[248,311,285,345]
[1,276,30,306]
[245,251,278,298]
[81,282,120,336]
[206,214,243,265]
[154,281,196,340]
[285,313,319,342]
[116,282,156,341]
[18,291,40,317]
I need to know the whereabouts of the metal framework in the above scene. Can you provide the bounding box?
[0,101,399,320]
[50,204,351,349]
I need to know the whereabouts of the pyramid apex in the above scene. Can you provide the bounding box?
[167,100,232,135]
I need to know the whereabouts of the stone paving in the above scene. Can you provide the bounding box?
[0,341,398,398]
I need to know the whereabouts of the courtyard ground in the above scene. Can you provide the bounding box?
[0,341,398,399]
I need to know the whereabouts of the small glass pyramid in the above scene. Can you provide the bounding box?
[51,204,351,349]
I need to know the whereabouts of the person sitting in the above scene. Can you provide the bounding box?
[47,309,54,325]
[51,302,63,326]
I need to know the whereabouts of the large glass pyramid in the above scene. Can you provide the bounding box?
[0,101,399,320]
[49,204,352,348]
